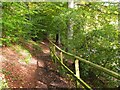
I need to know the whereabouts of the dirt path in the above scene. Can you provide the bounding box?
[1,40,75,89]
[1,47,37,88]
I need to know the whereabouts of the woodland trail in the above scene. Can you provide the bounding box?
[1,40,75,89]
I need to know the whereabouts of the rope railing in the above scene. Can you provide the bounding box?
[49,40,120,89]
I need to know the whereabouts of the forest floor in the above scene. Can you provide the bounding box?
[0,40,75,89]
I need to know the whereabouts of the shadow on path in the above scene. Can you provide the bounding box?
[20,40,72,88]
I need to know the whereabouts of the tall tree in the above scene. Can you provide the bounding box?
[66,0,74,52]
[68,0,74,40]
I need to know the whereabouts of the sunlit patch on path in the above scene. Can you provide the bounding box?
[40,41,50,54]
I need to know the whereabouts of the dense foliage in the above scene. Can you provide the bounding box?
[2,2,119,88]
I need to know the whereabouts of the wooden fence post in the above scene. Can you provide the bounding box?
[75,59,81,88]
[60,52,63,63]
[53,45,56,63]
[60,51,65,75]
[50,44,56,63]
[50,45,53,61]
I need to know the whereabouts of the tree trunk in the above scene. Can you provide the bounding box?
[68,0,74,39]
[68,0,74,40]
[66,0,74,52]
[56,29,61,45]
